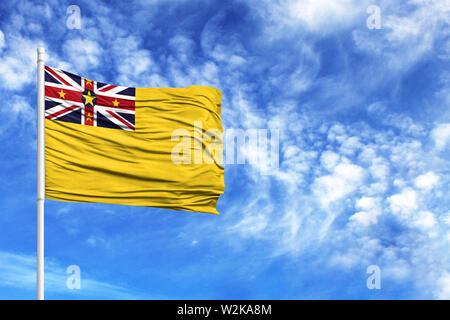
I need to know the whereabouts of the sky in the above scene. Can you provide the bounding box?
[0,0,449,300]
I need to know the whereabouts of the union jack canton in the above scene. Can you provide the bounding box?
[44,66,136,131]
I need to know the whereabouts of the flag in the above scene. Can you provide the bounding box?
[44,66,224,214]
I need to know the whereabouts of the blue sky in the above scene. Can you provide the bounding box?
[0,0,449,299]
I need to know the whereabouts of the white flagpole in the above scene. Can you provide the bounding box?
[36,47,45,300]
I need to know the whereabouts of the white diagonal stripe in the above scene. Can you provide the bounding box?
[97,109,134,131]
[95,90,136,101]
[95,105,135,114]
[45,100,82,120]
[45,96,84,107]
[47,66,83,91]
[45,81,83,92]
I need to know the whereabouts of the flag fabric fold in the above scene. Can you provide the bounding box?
[44,66,224,214]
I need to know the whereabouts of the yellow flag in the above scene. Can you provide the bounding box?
[44,66,224,214]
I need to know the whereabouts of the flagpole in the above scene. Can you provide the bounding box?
[36,47,45,300]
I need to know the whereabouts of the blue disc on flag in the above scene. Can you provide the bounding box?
[82,90,97,107]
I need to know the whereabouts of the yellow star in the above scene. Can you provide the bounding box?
[58,89,66,99]
[85,79,93,85]
[85,112,93,122]
[82,91,95,106]
[112,99,120,107]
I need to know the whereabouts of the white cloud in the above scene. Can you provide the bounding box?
[431,123,450,151]
[0,251,146,299]
[169,34,195,64]
[350,196,381,227]
[436,272,450,299]
[383,259,412,281]
[228,214,268,237]
[283,145,300,159]
[0,35,45,89]
[112,36,156,82]
[320,150,340,171]
[254,0,371,35]
[63,38,103,72]
[414,172,440,190]
[0,95,34,137]
[368,104,426,136]
[356,196,378,212]
[388,188,418,217]
[289,0,369,31]
[0,30,4,50]
[313,162,365,207]
[358,145,377,163]
[442,212,450,226]
[412,211,437,230]
[327,124,347,142]
[339,136,362,156]
[369,158,390,181]
[85,235,111,248]
[11,95,33,120]
[352,0,449,70]
[349,211,377,227]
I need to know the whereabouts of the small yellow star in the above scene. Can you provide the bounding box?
[58,90,66,99]
[85,112,93,122]
[82,91,95,106]
[112,99,120,107]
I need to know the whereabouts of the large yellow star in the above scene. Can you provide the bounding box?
[82,91,95,106]
[112,99,120,107]
[58,89,66,99]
